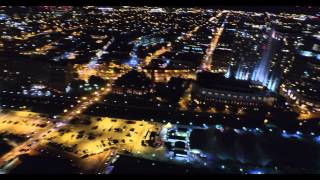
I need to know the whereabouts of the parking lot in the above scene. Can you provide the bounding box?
[49,116,163,158]
[0,111,49,136]
[0,111,188,170]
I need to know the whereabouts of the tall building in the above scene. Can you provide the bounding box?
[251,28,282,91]
[224,28,283,92]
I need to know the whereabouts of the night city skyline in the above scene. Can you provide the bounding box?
[0,6,319,174]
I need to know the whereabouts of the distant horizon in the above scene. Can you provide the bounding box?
[2,6,320,15]
[170,6,320,15]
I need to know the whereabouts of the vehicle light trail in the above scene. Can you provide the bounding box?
[200,12,227,71]
[200,26,224,71]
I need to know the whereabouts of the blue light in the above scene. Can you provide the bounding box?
[234,129,244,134]
[300,50,313,57]
[202,124,208,129]
[314,136,320,144]
[271,78,279,92]
[45,91,51,97]
[316,54,320,60]
[281,131,302,139]
[291,134,302,139]
[37,91,43,96]
[253,128,262,134]
[0,14,8,20]
[87,58,98,69]
[65,85,71,93]
[224,66,231,78]
[248,170,264,174]
[160,58,170,68]
[128,57,138,67]
[281,131,290,138]
[215,124,223,129]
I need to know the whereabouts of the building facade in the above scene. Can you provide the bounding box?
[193,72,277,107]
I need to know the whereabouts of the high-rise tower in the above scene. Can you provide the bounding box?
[251,28,282,91]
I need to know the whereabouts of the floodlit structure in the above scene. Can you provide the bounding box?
[224,28,282,92]
[193,72,277,107]
[251,29,282,92]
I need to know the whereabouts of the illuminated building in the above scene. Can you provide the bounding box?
[251,28,282,92]
[22,84,52,97]
[224,28,283,92]
[235,64,250,81]
[193,72,277,107]
[128,54,138,67]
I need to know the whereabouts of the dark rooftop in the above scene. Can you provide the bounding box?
[145,58,191,70]
[174,141,186,149]
[10,153,80,174]
[196,72,264,94]
[168,134,186,141]
[111,155,211,174]
[114,69,153,90]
